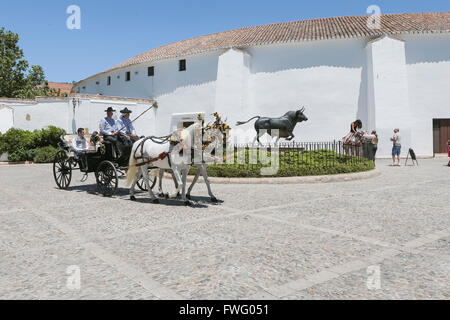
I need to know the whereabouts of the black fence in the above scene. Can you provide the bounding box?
[218,140,375,169]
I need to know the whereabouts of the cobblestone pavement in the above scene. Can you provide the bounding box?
[0,159,449,299]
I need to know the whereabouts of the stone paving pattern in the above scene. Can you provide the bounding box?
[0,159,448,299]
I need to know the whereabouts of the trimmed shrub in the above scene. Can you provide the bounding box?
[33,126,66,148]
[189,149,375,178]
[6,147,39,162]
[0,126,65,162]
[0,128,35,155]
[33,146,58,163]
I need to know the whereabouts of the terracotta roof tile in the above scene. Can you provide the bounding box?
[78,12,450,84]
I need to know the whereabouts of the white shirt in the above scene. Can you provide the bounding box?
[72,135,89,151]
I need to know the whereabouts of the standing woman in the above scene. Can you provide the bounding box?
[371,130,379,163]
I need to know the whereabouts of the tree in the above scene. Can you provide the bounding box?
[0,28,54,98]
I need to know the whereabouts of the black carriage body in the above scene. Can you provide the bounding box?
[82,141,129,173]
[53,135,155,196]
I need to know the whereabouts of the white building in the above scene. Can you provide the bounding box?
[0,95,157,137]
[3,13,450,157]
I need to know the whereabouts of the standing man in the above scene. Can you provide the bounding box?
[72,128,90,171]
[390,128,401,166]
[100,107,121,158]
[117,107,139,146]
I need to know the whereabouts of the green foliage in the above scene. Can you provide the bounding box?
[14,80,69,99]
[189,149,375,177]
[32,126,66,148]
[0,28,44,97]
[7,148,37,162]
[0,28,68,99]
[33,146,58,163]
[0,128,35,154]
[0,126,65,162]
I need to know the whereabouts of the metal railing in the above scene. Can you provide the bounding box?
[219,140,374,169]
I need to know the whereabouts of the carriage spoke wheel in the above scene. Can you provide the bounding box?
[53,151,72,189]
[136,170,156,191]
[95,161,118,197]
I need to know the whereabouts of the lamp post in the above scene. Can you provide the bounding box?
[72,98,77,112]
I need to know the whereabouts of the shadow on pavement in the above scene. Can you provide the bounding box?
[61,184,217,208]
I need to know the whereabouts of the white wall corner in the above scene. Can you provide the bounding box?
[366,36,412,157]
[215,48,250,117]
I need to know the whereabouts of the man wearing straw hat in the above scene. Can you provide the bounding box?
[99,107,122,158]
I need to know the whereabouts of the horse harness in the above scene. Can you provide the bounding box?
[133,135,172,167]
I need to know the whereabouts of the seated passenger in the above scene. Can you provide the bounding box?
[72,128,89,171]
[99,107,121,158]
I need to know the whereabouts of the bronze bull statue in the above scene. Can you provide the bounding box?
[236,108,308,144]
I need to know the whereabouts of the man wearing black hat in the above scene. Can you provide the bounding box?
[99,107,122,158]
[117,107,139,145]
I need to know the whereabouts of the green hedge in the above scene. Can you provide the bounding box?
[189,149,375,177]
[0,126,65,163]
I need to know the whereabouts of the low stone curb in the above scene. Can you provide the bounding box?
[164,168,381,184]
[0,161,34,166]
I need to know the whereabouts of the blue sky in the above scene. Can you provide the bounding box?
[0,0,448,83]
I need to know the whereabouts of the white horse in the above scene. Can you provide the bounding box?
[126,123,216,205]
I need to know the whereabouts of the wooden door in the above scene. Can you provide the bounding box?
[439,119,450,153]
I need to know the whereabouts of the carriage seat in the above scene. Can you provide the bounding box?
[63,134,99,156]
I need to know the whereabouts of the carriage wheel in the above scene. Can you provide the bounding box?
[136,170,157,191]
[95,160,118,197]
[53,151,72,189]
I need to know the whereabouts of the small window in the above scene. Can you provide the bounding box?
[96,81,100,85]
[82,86,86,90]
[148,66,154,77]
[179,59,186,71]
[126,71,131,81]
[107,76,111,86]
[183,121,194,128]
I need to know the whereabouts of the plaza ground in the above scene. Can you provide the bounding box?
[0,158,448,299]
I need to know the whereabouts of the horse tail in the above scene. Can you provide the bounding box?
[126,143,139,186]
[236,116,260,126]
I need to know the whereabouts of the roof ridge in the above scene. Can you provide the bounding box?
[76,12,450,85]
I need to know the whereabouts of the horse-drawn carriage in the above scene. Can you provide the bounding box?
[52,133,155,196]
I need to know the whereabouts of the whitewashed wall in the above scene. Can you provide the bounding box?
[0,105,14,133]
[0,99,70,132]
[404,33,450,157]
[75,51,222,135]
[71,32,450,157]
[244,39,367,143]
[0,97,157,137]
[367,36,412,157]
